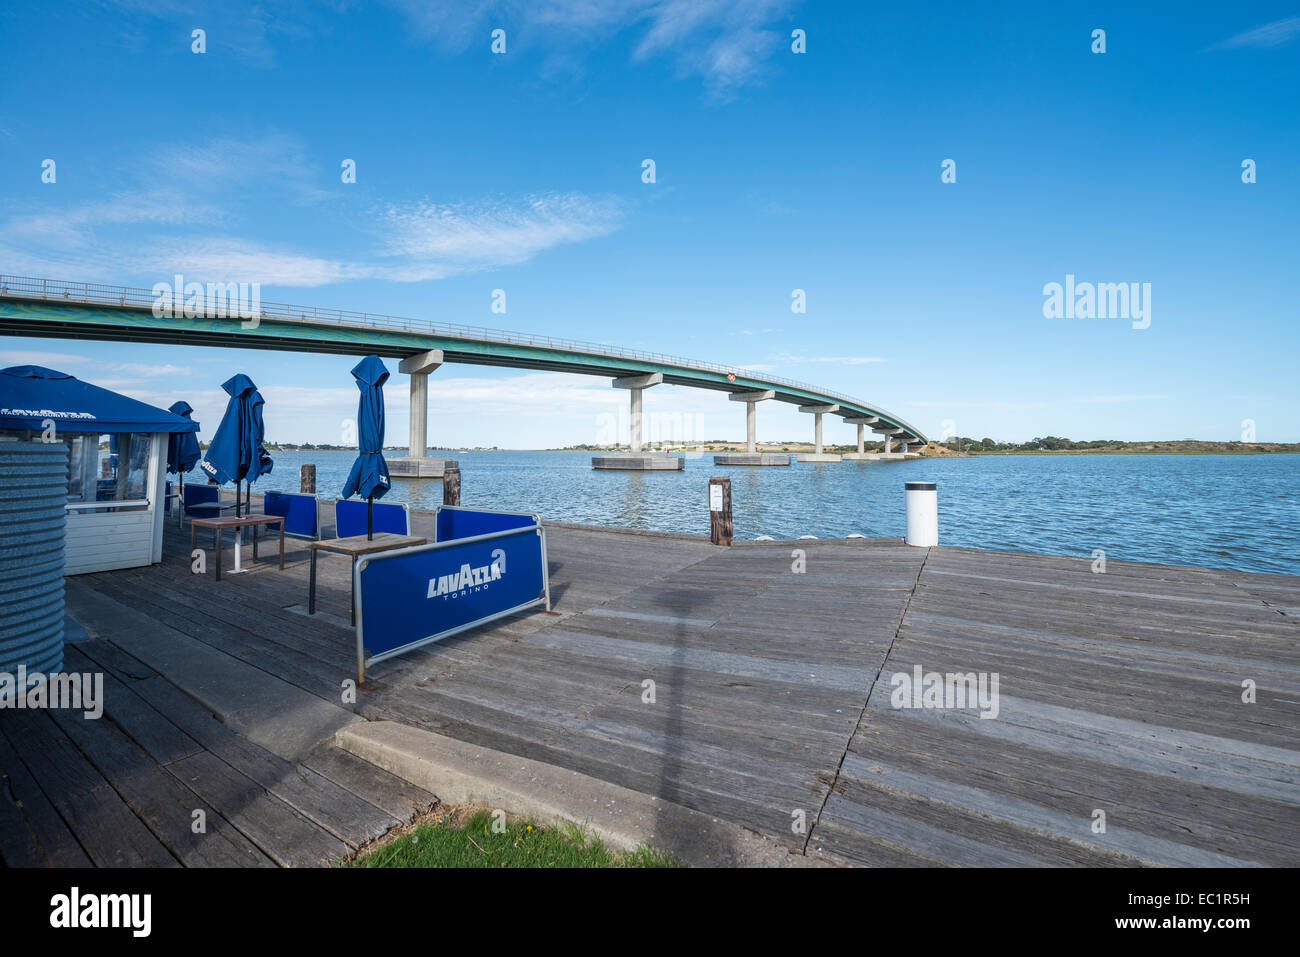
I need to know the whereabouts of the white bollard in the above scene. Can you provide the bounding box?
[905,481,938,546]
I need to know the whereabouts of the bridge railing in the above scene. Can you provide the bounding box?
[0,273,923,438]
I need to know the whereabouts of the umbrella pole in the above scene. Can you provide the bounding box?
[236,479,242,517]
[367,492,374,541]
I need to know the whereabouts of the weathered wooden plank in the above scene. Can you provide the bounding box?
[301,747,436,823]
[838,754,1257,867]
[850,712,1300,863]
[0,709,178,867]
[63,644,203,765]
[43,687,275,867]
[0,722,92,867]
[102,673,399,847]
[166,751,349,867]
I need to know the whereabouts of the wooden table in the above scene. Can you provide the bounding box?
[190,514,285,581]
[309,533,427,625]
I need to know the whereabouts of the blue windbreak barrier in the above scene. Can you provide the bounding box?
[263,491,319,539]
[355,524,548,677]
[436,506,538,543]
[336,499,406,538]
[341,355,390,504]
[182,483,219,514]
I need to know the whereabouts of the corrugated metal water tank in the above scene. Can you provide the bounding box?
[0,441,68,675]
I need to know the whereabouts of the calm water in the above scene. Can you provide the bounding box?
[182,451,1300,576]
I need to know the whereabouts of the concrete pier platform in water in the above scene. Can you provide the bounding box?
[713,452,791,466]
[385,456,458,478]
[843,451,919,461]
[797,452,842,463]
[4,511,1298,868]
[591,453,685,470]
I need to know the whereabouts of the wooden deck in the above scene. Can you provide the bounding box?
[3,509,1297,867]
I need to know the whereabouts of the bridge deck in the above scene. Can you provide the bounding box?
[3,513,1297,866]
[0,277,926,442]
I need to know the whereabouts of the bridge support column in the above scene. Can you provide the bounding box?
[408,368,429,458]
[796,404,841,463]
[592,373,683,470]
[714,390,788,466]
[870,425,908,460]
[843,416,883,460]
[388,350,458,479]
[629,385,645,454]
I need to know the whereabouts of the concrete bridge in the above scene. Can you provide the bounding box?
[0,275,927,470]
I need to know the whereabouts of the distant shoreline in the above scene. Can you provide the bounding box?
[251,444,1300,456]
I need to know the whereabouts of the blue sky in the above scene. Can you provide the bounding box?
[1,1,1297,447]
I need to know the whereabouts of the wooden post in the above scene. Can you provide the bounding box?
[300,463,316,494]
[708,476,732,546]
[443,466,461,506]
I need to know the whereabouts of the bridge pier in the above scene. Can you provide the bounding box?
[387,350,458,478]
[714,390,789,466]
[842,416,877,460]
[870,425,911,460]
[592,373,684,471]
[796,403,841,462]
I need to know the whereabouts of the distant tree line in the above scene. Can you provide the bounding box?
[938,436,1296,453]
[940,435,1129,452]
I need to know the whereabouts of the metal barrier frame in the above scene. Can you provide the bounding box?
[333,499,410,538]
[352,523,550,683]
[429,503,543,542]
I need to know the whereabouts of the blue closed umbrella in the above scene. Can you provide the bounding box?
[166,401,202,474]
[341,355,391,539]
[200,373,273,516]
[166,401,203,521]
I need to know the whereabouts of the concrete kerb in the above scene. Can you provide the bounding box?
[332,720,838,867]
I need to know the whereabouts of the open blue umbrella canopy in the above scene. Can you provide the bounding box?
[342,355,390,502]
[166,401,202,475]
[200,374,273,486]
[0,365,199,434]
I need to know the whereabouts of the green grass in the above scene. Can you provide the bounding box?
[345,810,686,868]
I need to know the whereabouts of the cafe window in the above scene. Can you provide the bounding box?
[66,433,151,506]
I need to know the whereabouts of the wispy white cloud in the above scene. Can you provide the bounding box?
[907,399,1052,411]
[1210,17,1300,50]
[111,361,192,377]
[153,134,334,205]
[774,354,888,365]
[633,0,793,98]
[386,0,797,98]
[1079,394,1167,405]
[375,193,624,278]
[0,349,92,368]
[907,394,1167,411]
[0,130,623,288]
